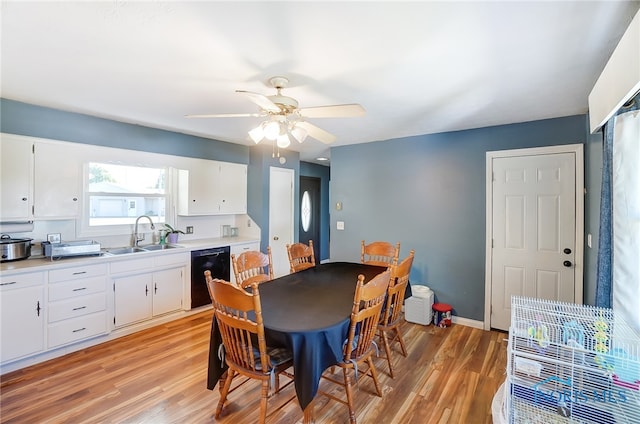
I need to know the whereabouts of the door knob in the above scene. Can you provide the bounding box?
[273,236,279,241]
[563,248,572,254]
[563,260,572,267]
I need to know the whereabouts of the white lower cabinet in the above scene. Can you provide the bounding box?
[0,248,199,370]
[112,253,186,328]
[47,263,108,349]
[0,271,45,363]
[152,267,183,316]
[114,273,153,327]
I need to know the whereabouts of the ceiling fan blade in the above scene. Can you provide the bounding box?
[295,121,337,144]
[298,103,365,118]
[236,90,281,113]
[185,113,261,118]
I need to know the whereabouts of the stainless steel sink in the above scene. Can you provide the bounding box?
[141,244,182,251]
[105,246,147,255]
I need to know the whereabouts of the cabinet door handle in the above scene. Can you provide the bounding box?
[72,287,87,292]
[72,306,87,311]
[0,281,17,286]
[72,327,87,333]
[72,271,87,275]
[36,301,41,316]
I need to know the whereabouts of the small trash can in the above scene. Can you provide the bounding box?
[433,302,452,327]
[405,285,434,325]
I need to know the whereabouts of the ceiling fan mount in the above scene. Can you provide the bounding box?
[265,77,299,113]
[186,75,365,145]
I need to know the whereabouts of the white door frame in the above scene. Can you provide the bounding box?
[484,144,584,331]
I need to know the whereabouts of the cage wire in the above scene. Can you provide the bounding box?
[506,296,640,424]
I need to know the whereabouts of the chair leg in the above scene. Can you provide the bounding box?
[367,357,383,397]
[216,368,235,418]
[343,367,357,424]
[380,329,394,378]
[395,327,408,356]
[259,380,269,424]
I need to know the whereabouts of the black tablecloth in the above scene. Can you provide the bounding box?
[207,261,387,410]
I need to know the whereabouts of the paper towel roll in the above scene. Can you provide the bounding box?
[0,221,35,234]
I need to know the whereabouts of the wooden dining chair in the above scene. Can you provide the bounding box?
[319,269,391,424]
[205,273,294,424]
[231,246,274,289]
[286,240,316,273]
[378,249,414,378]
[360,240,400,267]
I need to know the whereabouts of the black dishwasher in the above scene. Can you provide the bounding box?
[190,246,230,308]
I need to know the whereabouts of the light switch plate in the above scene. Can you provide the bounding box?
[337,221,345,230]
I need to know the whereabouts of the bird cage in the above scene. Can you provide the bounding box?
[507,296,640,423]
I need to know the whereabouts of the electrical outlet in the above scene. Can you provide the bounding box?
[186,226,194,234]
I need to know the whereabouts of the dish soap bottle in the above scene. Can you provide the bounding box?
[159,230,167,245]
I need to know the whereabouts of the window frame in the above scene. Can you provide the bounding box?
[77,162,171,238]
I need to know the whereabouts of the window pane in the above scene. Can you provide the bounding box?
[301,190,311,232]
[89,195,165,226]
[87,163,166,226]
[89,163,165,194]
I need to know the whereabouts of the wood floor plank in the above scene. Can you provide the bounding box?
[0,311,507,423]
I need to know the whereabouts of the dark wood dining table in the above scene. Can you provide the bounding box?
[206,261,390,422]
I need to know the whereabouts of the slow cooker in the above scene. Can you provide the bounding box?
[0,234,32,262]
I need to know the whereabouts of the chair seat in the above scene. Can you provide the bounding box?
[256,346,293,371]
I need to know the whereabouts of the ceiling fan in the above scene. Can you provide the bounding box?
[186,76,365,147]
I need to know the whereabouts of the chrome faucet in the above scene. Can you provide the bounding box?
[134,215,155,247]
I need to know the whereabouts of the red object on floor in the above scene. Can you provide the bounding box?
[432,303,452,327]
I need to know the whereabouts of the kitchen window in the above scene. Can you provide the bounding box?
[85,162,166,228]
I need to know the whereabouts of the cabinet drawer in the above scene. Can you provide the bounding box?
[48,293,106,323]
[154,252,188,267]
[0,271,45,290]
[49,263,106,283]
[48,311,107,349]
[48,276,106,301]
[110,257,153,275]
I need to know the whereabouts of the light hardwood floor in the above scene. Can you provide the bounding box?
[0,310,507,423]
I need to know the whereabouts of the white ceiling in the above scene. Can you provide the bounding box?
[2,1,639,163]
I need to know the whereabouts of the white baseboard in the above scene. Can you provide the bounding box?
[452,316,484,329]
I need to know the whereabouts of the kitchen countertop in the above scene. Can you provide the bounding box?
[0,236,258,274]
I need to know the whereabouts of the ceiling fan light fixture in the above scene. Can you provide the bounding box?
[290,125,308,143]
[248,126,264,143]
[277,133,291,148]
[263,121,280,140]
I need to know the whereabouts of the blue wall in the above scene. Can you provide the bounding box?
[2,99,601,320]
[329,115,590,321]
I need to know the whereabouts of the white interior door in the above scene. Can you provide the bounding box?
[269,167,294,278]
[485,145,583,331]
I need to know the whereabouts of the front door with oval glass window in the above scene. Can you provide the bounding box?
[299,176,320,264]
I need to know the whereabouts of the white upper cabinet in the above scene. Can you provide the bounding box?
[178,160,247,216]
[217,161,248,214]
[0,135,33,221]
[33,141,82,218]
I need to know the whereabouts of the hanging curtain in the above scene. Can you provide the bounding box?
[595,114,614,308]
[595,93,640,323]
[612,94,640,332]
